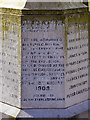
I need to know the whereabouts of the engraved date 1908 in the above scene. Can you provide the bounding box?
[36,86,50,91]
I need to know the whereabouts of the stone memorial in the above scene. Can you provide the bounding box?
[0,0,90,118]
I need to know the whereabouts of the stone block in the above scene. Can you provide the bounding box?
[0,1,89,118]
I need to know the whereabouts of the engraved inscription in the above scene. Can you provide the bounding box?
[65,21,89,107]
[21,20,65,108]
[0,15,21,107]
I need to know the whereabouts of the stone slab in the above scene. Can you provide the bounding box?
[0,1,89,116]
[0,100,90,118]
[0,12,21,108]
[21,18,65,108]
[0,7,89,109]
[0,1,87,10]
[20,12,89,108]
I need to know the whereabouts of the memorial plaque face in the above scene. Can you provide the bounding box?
[21,16,65,108]
[0,13,21,107]
[65,13,89,107]
[0,10,89,109]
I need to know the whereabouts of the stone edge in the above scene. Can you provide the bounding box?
[0,6,88,15]
[0,100,90,118]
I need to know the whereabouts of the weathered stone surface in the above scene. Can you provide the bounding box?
[65,13,89,107]
[0,1,89,118]
[0,0,87,9]
[0,100,89,118]
[0,10,21,108]
[20,11,89,109]
[21,17,65,108]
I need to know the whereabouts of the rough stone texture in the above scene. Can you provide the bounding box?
[0,0,87,9]
[0,10,21,108]
[21,17,65,108]
[21,12,89,109]
[65,13,89,107]
[0,100,89,118]
[0,1,89,118]
[0,9,89,109]
[0,112,10,119]
[1,111,90,119]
